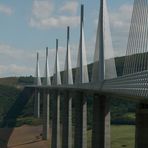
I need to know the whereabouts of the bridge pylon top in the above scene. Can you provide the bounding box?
[75,4,89,84]
[52,39,61,85]
[63,26,73,85]
[35,52,41,86]
[92,0,117,83]
[43,47,51,86]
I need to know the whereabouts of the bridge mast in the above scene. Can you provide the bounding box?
[34,52,41,119]
[42,47,50,140]
[51,39,61,148]
[62,26,73,148]
[75,5,89,84]
[92,0,111,148]
[99,0,105,82]
[74,4,88,148]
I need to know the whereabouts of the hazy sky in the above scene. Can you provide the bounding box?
[0,0,133,77]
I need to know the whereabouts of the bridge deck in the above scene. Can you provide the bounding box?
[25,70,148,101]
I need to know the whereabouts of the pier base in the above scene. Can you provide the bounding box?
[34,88,40,118]
[62,92,72,148]
[42,89,50,140]
[92,95,110,148]
[51,92,61,148]
[74,92,87,148]
[135,102,148,148]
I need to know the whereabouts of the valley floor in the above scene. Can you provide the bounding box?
[0,125,50,148]
[0,125,135,148]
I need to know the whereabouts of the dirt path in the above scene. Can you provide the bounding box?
[0,125,50,148]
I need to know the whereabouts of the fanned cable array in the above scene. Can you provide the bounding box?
[123,0,148,75]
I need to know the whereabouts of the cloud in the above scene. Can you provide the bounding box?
[110,4,133,57]
[29,0,79,29]
[93,4,133,58]
[0,44,35,77]
[0,4,13,15]
[30,16,79,29]
[0,44,34,59]
[32,0,53,19]
[0,64,33,76]
[0,43,69,77]
[110,4,133,31]
[60,1,78,15]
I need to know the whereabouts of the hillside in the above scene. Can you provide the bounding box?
[0,77,19,86]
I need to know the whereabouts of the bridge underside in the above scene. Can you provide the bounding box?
[27,70,148,102]
[30,88,148,148]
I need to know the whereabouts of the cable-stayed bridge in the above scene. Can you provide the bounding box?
[25,0,148,148]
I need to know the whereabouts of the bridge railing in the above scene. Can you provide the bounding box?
[103,70,148,99]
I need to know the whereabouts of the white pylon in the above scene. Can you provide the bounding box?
[52,39,61,85]
[92,0,117,83]
[63,26,73,85]
[75,5,89,84]
[43,47,51,85]
[35,52,41,86]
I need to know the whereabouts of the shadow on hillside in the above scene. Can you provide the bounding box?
[0,87,34,148]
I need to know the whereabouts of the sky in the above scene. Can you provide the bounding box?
[0,0,133,77]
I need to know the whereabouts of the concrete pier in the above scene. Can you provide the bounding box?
[51,92,61,148]
[74,92,87,148]
[42,89,50,140]
[92,95,110,148]
[62,92,72,148]
[34,88,40,118]
[135,102,148,148]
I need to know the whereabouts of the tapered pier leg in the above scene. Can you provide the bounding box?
[74,92,87,148]
[34,88,40,118]
[135,102,148,148]
[92,95,110,148]
[62,92,72,148]
[51,92,61,148]
[42,89,50,140]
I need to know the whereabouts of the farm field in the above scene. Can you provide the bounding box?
[111,125,135,148]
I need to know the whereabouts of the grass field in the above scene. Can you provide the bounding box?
[88,125,135,148]
[111,125,135,148]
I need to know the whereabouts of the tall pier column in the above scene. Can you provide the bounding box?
[42,89,50,140]
[74,92,87,148]
[51,91,61,148]
[62,91,72,148]
[34,88,40,118]
[92,95,110,148]
[135,102,148,148]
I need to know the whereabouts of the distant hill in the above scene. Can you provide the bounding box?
[0,76,34,87]
[0,77,19,86]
